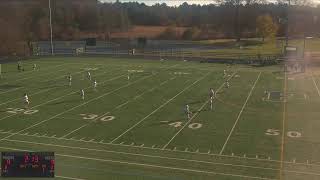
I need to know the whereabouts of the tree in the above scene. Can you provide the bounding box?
[256,14,279,41]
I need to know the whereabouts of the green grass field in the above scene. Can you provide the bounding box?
[0,57,320,180]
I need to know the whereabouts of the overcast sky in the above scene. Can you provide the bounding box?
[101,0,320,6]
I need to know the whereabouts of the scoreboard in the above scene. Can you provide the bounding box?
[1,152,55,177]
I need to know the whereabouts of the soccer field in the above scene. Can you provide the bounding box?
[0,57,320,180]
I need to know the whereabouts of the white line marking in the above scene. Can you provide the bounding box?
[162,71,237,149]
[115,101,129,109]
[219,72,261,155]
[56,175,87,180]
[99,140,104,143]
[0,145,278,180]
[60,124,89,139]
[311,73,320,97]
[110,72,211,143]
[0,87,24,95]
[80,138,85,141]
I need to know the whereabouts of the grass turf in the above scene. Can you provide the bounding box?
[0,57,319,180]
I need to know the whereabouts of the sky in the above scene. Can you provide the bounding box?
[101,0,320,6]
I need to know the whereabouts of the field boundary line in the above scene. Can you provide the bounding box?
[219,72,261,155]
[0,64,178,141]
[162,71,238,149]
[110,72,211,143]
[5,138,320,176]
[0,145,276,180]
[2,130,320,168]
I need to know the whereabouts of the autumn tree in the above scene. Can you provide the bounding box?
[256,14,279,41]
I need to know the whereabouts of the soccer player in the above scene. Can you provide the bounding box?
[87,71,91,81]
[210,88,215,99]
[210,96,214,110]
[17,62,21,72]
[209,88,215,110]
[127,73,130,81]
[185,104,191,119]
[33,64,37,71]
[225,80,230,88]
[80,89,85,100]
[23,93,30,108]
[223,69,227,77]
[93,80,97,90]
[68,74,72,86]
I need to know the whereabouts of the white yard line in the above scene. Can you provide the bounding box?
[0,145,277,180]
[60,124,89,139]
[219,72,261,155]
[311,73,320,97]
[162,71,237,150]
[0,87,24,95]
[110,72,211,143]
[55,175,87,180]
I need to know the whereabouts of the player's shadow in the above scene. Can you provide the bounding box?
[0,84,21,90]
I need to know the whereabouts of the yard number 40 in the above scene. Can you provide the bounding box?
[265,129,302,138]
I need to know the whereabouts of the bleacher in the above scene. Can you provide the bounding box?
[34,41,122,55]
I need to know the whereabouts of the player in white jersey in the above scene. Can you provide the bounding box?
[68,74,72,86]
[127,73,130,81]
[87,71,91,80]
[210,96,214,110]
[80,89,85,100]
[225,80,230,88]
[223,69,227,77]
[185,104,191,119]
[93,80,97,90]
[23,93,30,108]
[209,88,215,110]
[33,64,37,70]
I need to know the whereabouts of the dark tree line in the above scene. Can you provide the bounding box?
[0,0,319,55]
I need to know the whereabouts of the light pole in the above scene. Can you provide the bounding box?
[285,0,291,46]
[49,0,54,55]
